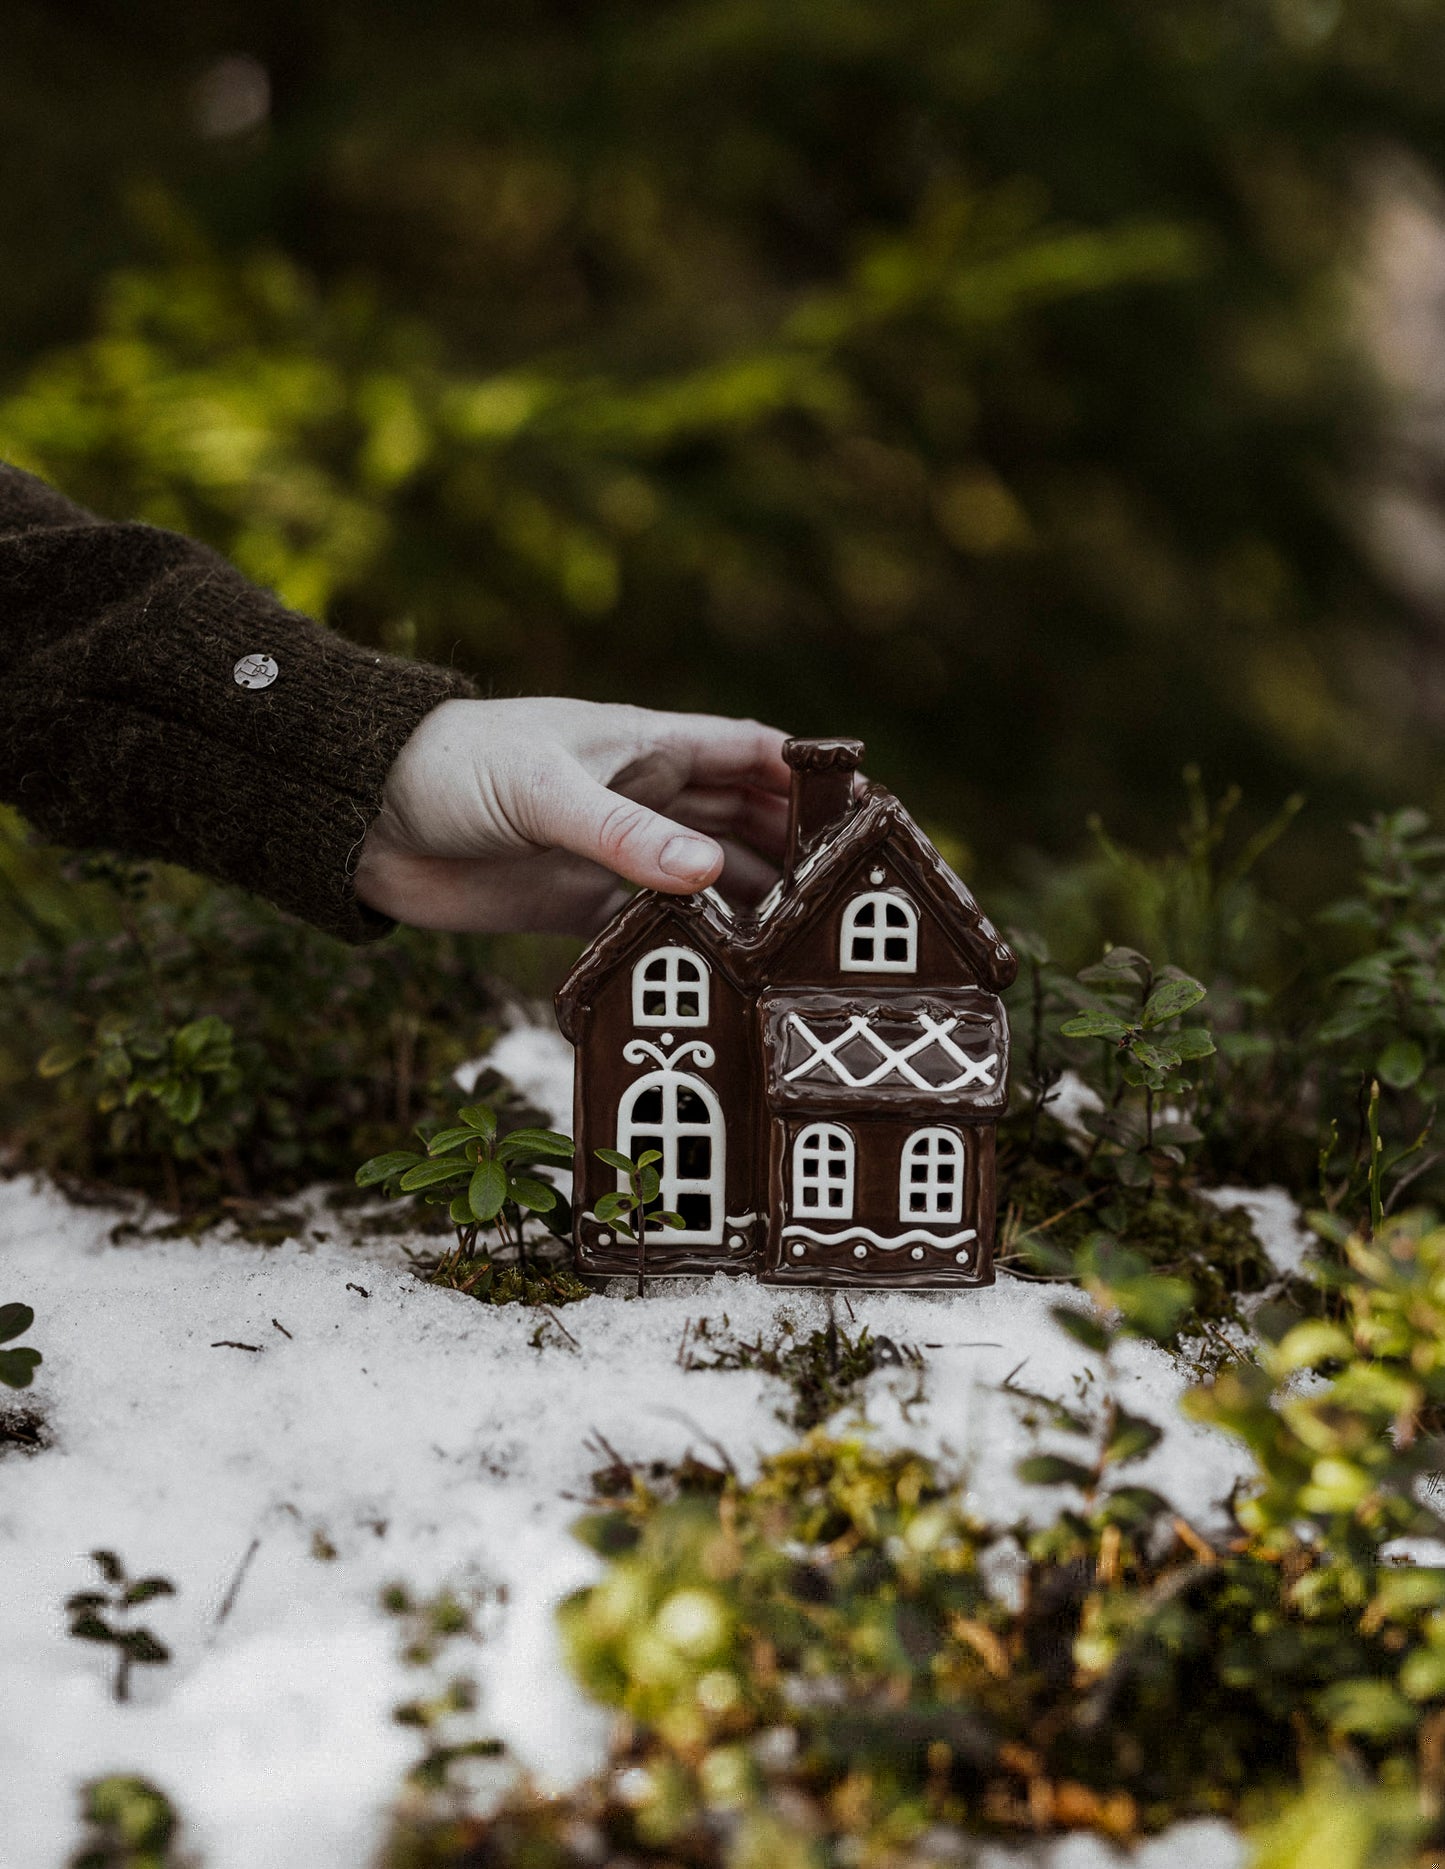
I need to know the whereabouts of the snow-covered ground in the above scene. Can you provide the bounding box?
[0,1023,1279,1869]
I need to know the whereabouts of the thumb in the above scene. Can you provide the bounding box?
[533,761,724,893]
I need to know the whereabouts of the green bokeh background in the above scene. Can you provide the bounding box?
[4,0,1444,908]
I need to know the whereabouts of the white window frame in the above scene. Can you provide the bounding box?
[839,892,918,973]
[792,1122,855,1220]
[899,1127,965,1223]
[631,946,711,1026]
[616,1070,725,1244]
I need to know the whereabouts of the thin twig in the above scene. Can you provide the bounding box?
[346,1283,370,1298]
[213,1537,261,1627]
[271,1318,292,1340]
[540,1305,580,1350]
[211,1340,262,1352]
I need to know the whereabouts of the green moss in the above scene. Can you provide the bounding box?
[681,1314,923,1431]
[415,1245,590,1310]
[1001,1151,1273,1334]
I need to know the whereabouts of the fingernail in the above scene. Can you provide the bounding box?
[659,835,718,881]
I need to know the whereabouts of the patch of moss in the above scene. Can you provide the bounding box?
[680,1313,923,1430]
[414,1245,590,1309]
[1000,1151,1273,1334]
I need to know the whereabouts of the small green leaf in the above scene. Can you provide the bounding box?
[427,1127,480,1157]
[1377,1038,1426,1090]
[468,1159,509,1223]
[1172,1027,1217,1061]
[636,1150,663,1168]
[508,1176,557,1213]
[593,1193,630,1222]
[1141,978,1206,1026]
[497,1128,574,1159]
[1016,1455,1096,1490]
[37,1041,87,1078]
[595,1147,636,1173]
[657,1211,687,1229]
[398,1159,472,1191]
[121,1630,171,1666]
[355,1151,423,1188]
[637,1167,661,1203]
[1051,1306,1112,1355]
[67,1612,115,1644]
[449,1193,474,1226]
[457,1105,498,1140]
[91,1551,124,1584]
[123,1578,176,1607]
[1105,1410,1163,1466]
[1060,1010,1131,1041]
[1113,1149,1154,1188]
[1314,1678,1417,1741]
[0,1346,41,1389]
[0,1303,35,1346]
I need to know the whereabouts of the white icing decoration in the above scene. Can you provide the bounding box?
[632,946,710,1027]
[899,1128,966,1224]
[839,891,918,973]
[791,1122,854,1220]
[782,1223,978,1251]
[624,1037,715,1071]
[616,1067,725,1246]
[782,1011,998,1093]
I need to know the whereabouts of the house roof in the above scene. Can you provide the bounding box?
[748,784,1017,990]
[553,781,1016,1037]
[553,883,744,1042]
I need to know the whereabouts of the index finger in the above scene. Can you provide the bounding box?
[653,714,794,794]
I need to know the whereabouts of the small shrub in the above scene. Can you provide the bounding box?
[0,1301,41,1389]
[70,1776,189,1869]
[65,1551,177,1703]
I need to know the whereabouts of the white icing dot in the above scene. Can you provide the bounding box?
[910,1247,925,1261]
[869,866,885,884]
[853,1245,867,1259]
[598,1231,612,1246]
[727,1233,743,1249]
[661,1031,675,1046]
[954,1250,969,1263]
[792,1243,805,1258]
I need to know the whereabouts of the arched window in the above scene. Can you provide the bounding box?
[900,1128,965,1222]
[840,893,918,973]
[617,1071,725,1242]
[792,1123,855,1220]
[632,947,710,1026]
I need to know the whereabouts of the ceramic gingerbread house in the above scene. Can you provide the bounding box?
[554,738,1016,1289]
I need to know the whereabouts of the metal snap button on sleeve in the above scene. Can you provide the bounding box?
[233,653,279,690]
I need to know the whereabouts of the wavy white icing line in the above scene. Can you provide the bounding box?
[781,1224,978,1251]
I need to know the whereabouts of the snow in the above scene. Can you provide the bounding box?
[0,1022,1256,1869]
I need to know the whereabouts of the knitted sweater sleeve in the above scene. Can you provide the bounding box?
[0,463,474,942]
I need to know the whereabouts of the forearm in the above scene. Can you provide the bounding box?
[0,464,472,941]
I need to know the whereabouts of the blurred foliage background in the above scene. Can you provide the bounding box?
[4,0,1445,906]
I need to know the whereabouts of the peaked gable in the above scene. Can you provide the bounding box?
[748,788,1017,991]
[553,886,745,1041]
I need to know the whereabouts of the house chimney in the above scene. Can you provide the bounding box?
[783,737,864,885]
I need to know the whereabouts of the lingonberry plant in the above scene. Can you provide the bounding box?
[591,1146,685,1297]
[357,1103,574,1276]
[0,1302,41,1389]
[65,1552,177,1704]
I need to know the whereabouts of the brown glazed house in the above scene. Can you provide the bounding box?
[554,738,1017,1289]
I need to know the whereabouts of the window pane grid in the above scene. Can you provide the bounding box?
[899,1128,965,1222]
[793,1122,855,1219]
[617,1071,724,1241]
[839,892,918,973]
[632,947,711,1025]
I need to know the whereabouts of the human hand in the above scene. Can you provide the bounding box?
[353,697,793,934]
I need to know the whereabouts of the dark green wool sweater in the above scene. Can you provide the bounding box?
[0,464,474,942]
